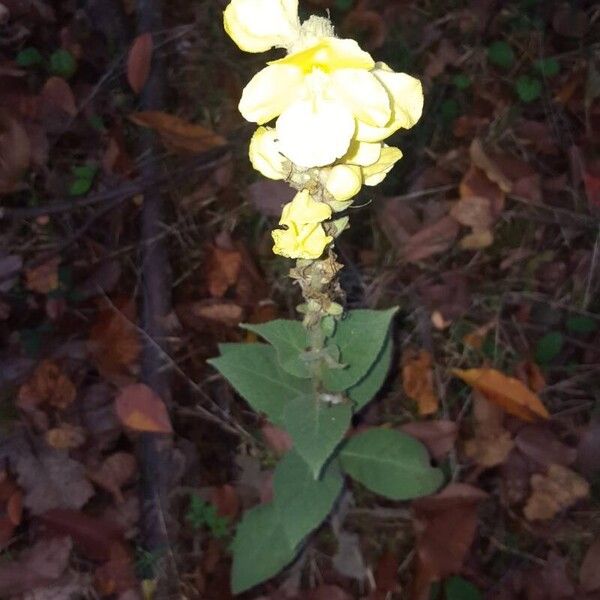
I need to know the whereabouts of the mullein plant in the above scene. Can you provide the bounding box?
[209,0,444,593]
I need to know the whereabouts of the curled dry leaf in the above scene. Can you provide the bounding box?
[129,111,226,154]
[115,383,173,434]
[41,76,77,117]
[523,464,589,521]
[452,368,550,422]
[401,348,438,416]
[469,138,512,194]
[450,195,494,232]
[460,165,505,218]
[45,424,86,449]
[25,256,61,294]
[0,110,30,194]
[126,32,153,94]
[183,300,244,327]
[464,392,514,467]
[18,359,76,411]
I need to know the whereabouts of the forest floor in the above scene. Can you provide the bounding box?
[0,0,599,598]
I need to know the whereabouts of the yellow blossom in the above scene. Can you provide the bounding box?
[272,190,333,259]
[362,145,403,186]
[249,126,288,180]
[223,0,300,53]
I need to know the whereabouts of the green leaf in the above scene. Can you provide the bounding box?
[534,331,564,363]
[515,75,542,102]
[444,576,483,600]
[16,47,43,67]
[440,98,459,124]
[339,428,444,500]
[69,178,93,197]
[566,315,598,335]
[322,307,397,392]
[487,41,515,69]
[533,57,560,78]
[49,49,77,78]
[452,73,471,90]
[242,320,311,378]
[273,450,343,547]
[72,164,97,180]
[231,503,298,594]
[283,395,352,477]
[208,344,311,426]
[347,333,392,411]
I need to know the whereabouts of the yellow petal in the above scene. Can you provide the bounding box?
[223,0,300,53]
[239,64,303,124]
[330,68,391,127]
[272,222,332,259]
[362,145,403,186]
[248,127,286,180]
[356,65,424,142]
[280,189,331,224]
[270,38,374,73]
[276,98,355,168]
[325,165,362,203]
[341,139,381,166]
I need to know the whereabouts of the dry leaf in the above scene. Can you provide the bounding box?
[450,195,494,231]
[88,298,140,385]
[261,423,293,455]
[524,464,589,521]
[25,257,60,294]
[463,321,496,350]
[16,450,95,515]
[469,138,512,193]
[126,32,153,94]
[460,165,505,218]
[18,359,76,411]
[401,349,438,415]
[412,483,487,599]
[341,8,386,49]
[205,244,242,298]
[459,229,493,250]
[580,537,600,592]
[45,424,86,449]
[0,111,30,194]
[87,452,136,504]
[464,393,514,467]
[403,216,459,263]
[210,484,240,519]
[0,536,72,597]
[41,77,77,117]
[186,300,244,326]
[399,420,457,461]
[129,111,226,154]
[515,425,576,468]
[452,368,550,422]
[115,383,173,434]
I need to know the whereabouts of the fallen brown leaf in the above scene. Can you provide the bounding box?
[129,111,226,154]
[18,359,76,411]
[0,110,30,194]
[0,536,72,597]
[399,420,457,461]
[412,483,487,599]
[523,464,589,521]
[402,348,438,415]
[580,537,600,593]
[115,383,173,434]
[464,393,514,467]
[403,215,459,263]
[459,229,493,250]
[126,32,153,94]
[452,368,550,422]
[87,452,137,504]
[41,76,77,117]
[514,425,576,468]
[462,320,496,350]
[460,165,505,218]
[45,424,86,449]
[450,195,494,231]
[25,257,61,294]
[205,244,242,298]
[16,449,94,515]
[469,138,512,193]
[88,298,140,385]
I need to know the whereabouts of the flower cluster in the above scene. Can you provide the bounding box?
[224,0,423,259]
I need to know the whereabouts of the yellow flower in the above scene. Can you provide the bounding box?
[362,145,403,186]
[355,63,424,142]
[249,126,288,180]
[272,190,333,259]
[223,0,300,53]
